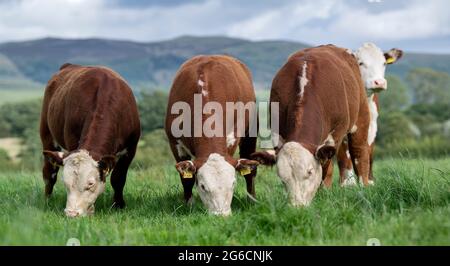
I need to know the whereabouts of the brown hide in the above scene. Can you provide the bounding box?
[165,55,258,201]
[165,55,256,166]
[40,64,141,203]
[271,45,371,184]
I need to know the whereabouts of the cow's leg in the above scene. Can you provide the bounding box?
[347,128,370,186]
[368,143,375,183]
[239,136,258,199]
[181,178,195,204]
[169,142,194,204]
[40,123,59,197]
[43,160,59,197]
[110,141,138,209]
[337,138,357,186]
[321,159,334,188]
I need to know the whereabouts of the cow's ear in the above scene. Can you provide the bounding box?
[250,151,276,166]
[98,155,116,178]
[235,159,259,176]
[384,48,403,64]
[315,145,336,164]
[43,150,64,167]
[176,160,196,179]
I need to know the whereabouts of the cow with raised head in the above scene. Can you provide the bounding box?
[165,55,259,216]
[252,45,371,206]
[40,63,141,217]
[323,43,403,187]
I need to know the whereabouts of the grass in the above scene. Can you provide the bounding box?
[0,158,449,246]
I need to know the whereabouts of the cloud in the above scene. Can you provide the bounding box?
[0,0,448,52]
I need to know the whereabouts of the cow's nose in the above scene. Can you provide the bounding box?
[65,209,80,218]
[373,79,387,89]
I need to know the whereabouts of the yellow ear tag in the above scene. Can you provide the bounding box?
[386,57,396,64]
[182,171,193,179]
[240,167,252,176]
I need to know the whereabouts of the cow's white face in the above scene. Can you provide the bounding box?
[354,42,388,91]
[62,150,105,217]
[276,142,322,207]
[196,153,236,216]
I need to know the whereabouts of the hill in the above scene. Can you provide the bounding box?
[0,36,449,90]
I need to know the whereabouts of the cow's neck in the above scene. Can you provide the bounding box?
[367,93,379,146]
[193,138,229,161]
[78,117,118,161]
[287,99,325,153]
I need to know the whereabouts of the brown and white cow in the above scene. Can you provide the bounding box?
[322,43,403,187]
[252,45,371,206]
[40,63,141,217]
[165,55,259,216]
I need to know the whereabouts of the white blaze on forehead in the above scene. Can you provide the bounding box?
[196,153,236,216]
[355,42,387,89]
[62,149,105,217]
[276,142,322,207]
[367,95,379,145]
[226,132,236,148]
[299,61,308,98]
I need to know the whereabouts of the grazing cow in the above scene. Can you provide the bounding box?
[40,63,141,217]
[322,43,403,187]
[252,45,371,206]
[165,55,259,216]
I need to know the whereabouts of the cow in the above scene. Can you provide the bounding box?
[165,55,260,216]
[40,63,141,217]
[322,43,403,187]
[251,45,371,206]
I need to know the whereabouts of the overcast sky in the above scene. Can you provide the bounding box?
[0,0,449,53]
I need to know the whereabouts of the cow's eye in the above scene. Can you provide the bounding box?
[200,184,206,191]
[359,62,364,66]
[86,181,95,191]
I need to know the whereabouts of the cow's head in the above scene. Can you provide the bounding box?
[175,153,258,216]
[253,142,334,207]
[353,43,403,92]
[43,149,115,218]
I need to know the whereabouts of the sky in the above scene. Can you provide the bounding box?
[0,0,449,53]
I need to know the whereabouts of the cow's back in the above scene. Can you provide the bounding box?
[41,64,140,153]
[165,55,255,157]
[271,45,365,141]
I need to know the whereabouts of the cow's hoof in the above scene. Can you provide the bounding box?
[113,200,126,209]
[341,176,357,187]
[186,197,194,206]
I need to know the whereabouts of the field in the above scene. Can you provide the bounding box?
[0,89,42,105]
[0,158,449,246]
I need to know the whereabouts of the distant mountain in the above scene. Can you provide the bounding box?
[0,36,449,91]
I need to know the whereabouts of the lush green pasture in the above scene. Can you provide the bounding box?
[0,158,449,246]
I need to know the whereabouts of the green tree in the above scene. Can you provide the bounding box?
[406,68,450,105]
[377,111,418,146]
[379,75,410,112]
[0,99,41,138]
[137,90,168,134]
